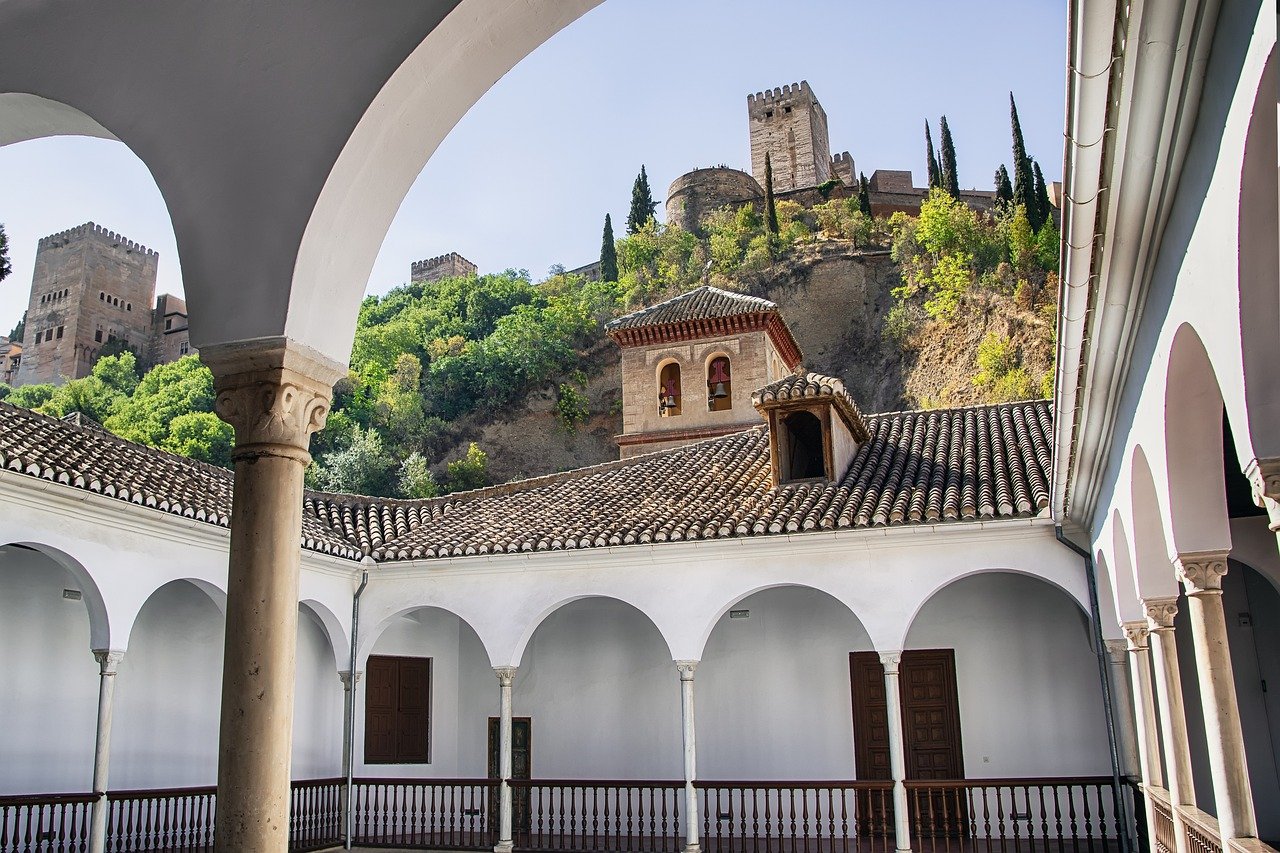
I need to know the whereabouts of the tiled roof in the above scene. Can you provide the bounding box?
[752,371,871,443]
[0,399,1054,563]
[605,286,778,331]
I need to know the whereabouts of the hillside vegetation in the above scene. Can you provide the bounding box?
[0,191,1058,495]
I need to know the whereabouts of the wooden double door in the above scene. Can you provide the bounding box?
[487,717,532,833]
[850,650,965,834]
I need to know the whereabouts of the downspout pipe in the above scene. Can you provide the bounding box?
[344,561,371,850]
[1056,526,1131,853]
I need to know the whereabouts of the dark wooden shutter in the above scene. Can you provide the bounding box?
[397,657,431,762]
[365,655,432,763]
[364,656,399,763]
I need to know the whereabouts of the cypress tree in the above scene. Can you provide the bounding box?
[1033,160,1051,228]
[599,213,618,282]
[857,172,872,217]
[627,165,657,235]
[1010,93,1037,226]
[994,165,1014,205]
[924,121,941,190]
[0,223,10,284]
[764,152,780,235]
[939,116,960,198]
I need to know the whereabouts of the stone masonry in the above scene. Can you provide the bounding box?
[16,223,160,386]
[748,81,832,193]
[410,252,477,284]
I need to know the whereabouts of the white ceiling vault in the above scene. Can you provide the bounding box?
[0,0,601,369]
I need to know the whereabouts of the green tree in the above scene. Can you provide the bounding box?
[445,442,489,492]
[163,412,234,467]
[91,351,142,396]
[36,376,123,423]
[939,116,960,198]
[924,121,941,189]
[1033,160,1051,228]
[0,383,10,401]
[6,383,55,409]
[994,164,1014,205]
[0,223,11,284]
[9,312,25,343]
[398,451,440,499]
[95,337,145,372]
[857,172,872,217]
[764,152,779,235]
[309,427,396,496]
[104,354,216,447]
[627,165,658,235]
[1010,93,1038,230]
[599,213,618,282]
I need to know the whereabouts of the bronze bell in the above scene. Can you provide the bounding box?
[712,381,728,398]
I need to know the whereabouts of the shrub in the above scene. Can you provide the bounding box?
[446,442,489,493]
[398,451,441,499]
[556,380,590,431]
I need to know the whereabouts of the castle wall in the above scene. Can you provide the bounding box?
[748,82,832,193]
[411,252,477,284]
[665,168,762,234]
[16,223,158,386]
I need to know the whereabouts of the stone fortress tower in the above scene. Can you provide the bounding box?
[16,223,160,386]
[748,81,833,192]
[411,252,477,284]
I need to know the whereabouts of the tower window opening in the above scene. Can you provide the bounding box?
[781,411,826,481]
[56,326,64,339]
[765,110,774,118]
[658,362,682,417]
[100,292,105,301]
[707,357,733,411]
[784,106,792,113]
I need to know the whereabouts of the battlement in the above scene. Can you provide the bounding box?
[410,251,477,284]
[747,81,814,110]
[36,222,158,258]
[832,152,853,166]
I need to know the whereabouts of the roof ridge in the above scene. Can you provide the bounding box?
[864,398,1052,419]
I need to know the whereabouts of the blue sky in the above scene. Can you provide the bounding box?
[0,0,1066,335]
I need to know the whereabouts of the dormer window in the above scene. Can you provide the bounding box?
[753,371,870,488]
[707,356,732,411]
[780,411,825,481]
[658,362,682,416]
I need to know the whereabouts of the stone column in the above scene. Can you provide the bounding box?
[676,661,701,853]
[1176,554,1257,841]
[881,652,911,853]
[1122,621,1163,849]
[1145,597,1194,853]
[1245,458,1280,546]
[494,667,517,853]
[89,649,125,853]
[339,669,362,848]
[1105,639,1141,779]
[205,341,343,853]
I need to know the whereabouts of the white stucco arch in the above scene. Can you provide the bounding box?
[694,581,875,659]
[2,541,111,651]
[299,598,349,672]
[357,600,497,669]
[125,578,226,649]
[512,593,675,668]
[1106,510,1145,622]
[1128,445,1180,598]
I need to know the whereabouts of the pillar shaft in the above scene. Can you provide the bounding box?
[1122,622,1163,853]
[339,670,361,849]
[677,661,700,853]
[1105,639,1141,779]
[1145,597,1194,853]
[493,667,516,853]
[89,650,125,853]
[206,342,341,853]
[881,653,911,853]
[1176,555,1256,841]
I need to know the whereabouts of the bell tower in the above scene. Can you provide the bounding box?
[606,286,803,458]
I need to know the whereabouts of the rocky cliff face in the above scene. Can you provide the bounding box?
[433,241,1052,484]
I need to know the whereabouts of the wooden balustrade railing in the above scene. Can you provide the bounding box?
[106,784,216,852]
[0,792,95,853]
[507,779,682,852]
[696,780,896,853]
[289,778,344,852]
[904,776,1123,853]
[349,778,494,849]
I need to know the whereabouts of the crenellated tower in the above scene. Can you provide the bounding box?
[747,81,832,193]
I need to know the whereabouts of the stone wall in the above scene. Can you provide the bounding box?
[665,168,762,234]
[150,293,194,365]
[748,81,832,193]
[410,252,477,284]
[16,223,158,386]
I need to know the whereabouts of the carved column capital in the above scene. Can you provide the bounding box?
[1143,597,1179,631]
[675,660,699,681]
[493,666,517,686]
[879,652,902,674]
[201,339,346,463]
[1122,620,1150,651]
[1175,551,1230,595]
[93,649,125,675]
[338,670,363,688]
[1103,639,1128,664]
[1244,457,1280,531]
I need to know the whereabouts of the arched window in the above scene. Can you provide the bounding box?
[782,411,826,481]
[707,356,732,411]
[658,362,682,416]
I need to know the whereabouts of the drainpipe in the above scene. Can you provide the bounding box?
[344,559,372,850]
[1056,526,1131,853]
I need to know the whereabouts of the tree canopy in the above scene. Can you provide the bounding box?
[627,165,658,235]
[599,213,618,283]
[938,116,960,198]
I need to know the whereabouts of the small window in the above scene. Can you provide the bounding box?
[56,326,64,339]
[95,329,103,343]
[125,302,131,312]
[765,110,774,118]
[100,292,105,301]
[165,318,172,330]
[658,362,682,417]
[707,357,732,412]
[179,341,190,356]
[781,411,826,481]
[365,655,431,764]
[45,329,53,343]
[784,105,792,114]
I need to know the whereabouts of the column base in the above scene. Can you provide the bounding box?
[494,842,514,853]
[682,844,701,853]
[897,847,913,853]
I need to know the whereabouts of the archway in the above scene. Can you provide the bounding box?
[904,571,1109,778]
[698,585,873,779]
[1130,446,1179,598]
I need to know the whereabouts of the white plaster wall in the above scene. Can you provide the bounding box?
[293,606,344,779]
[358,608,492,777]
[112,581,224,788]
[698,586,871,779]
[0,546,99,794]
[905,573,1111,778]
[514,598,682,780]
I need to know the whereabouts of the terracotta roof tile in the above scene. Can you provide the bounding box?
[605,286,778,331]
[0,398,1054,563]
[751,371,871,442]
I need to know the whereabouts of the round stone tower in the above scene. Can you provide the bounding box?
[665,167,763,234]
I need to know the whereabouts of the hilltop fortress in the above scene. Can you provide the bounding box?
[666,80,1018,233]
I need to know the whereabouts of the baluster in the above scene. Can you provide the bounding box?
[1067,782,1080,853]
[701,788,712,853]
[1081,785,1096,853]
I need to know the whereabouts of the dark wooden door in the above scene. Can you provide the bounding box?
[850,650,965,835]
[488,718,532,833]
[365,655,432,764]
